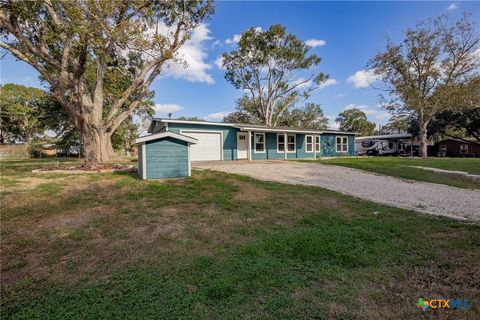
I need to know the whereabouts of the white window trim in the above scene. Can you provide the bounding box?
[142,142,147,179]
[286,134,296,153]
[305,135,314,153]
[439,144,447,151]
[277,133,286,153]
[336,136,349,153]
[315,135,320,152]
[460,144,469,154]
[254,132,266,153]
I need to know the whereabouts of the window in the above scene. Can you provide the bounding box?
[460,144,468,154]
[439,145,447,151]
[388,142,394,149]
[239,135,245,140]
[277,134,285,152]
[277,134,296,152]
[287,134,296,152]
[306,135,313,152]
[315,136,320,152]
[254,133,265,153]
[336,136,348,152]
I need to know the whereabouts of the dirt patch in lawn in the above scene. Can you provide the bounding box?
[230,179,273,203]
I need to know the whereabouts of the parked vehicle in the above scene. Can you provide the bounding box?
[355,134,416,156]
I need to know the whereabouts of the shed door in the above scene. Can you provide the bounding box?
[183,131,222,161]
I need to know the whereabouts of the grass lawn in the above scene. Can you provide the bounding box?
[1,159,479,319]
[313,157,480,189]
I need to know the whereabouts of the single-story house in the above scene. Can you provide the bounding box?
[429,138,480,158]
[135,118,356,179]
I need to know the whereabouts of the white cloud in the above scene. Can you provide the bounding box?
[326,115,340,130]
[472,48,480,63]
[204,111,231,121]
[334,93,345,98]
[447,3,458,10]
[214,56,225,70]
[164,23,214,84]
[347,69,379,88]
[305,39,326,48]
[318,78,338,89]
[343,103,391,122]
[154,104,183,117]
[293,78,337,90]
[225,34,241,44]
[225,27,262,44]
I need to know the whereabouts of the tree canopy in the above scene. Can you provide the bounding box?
[0,83,60,144]
[336,108,376,136]
[0,0,214,166]
[221,24,328,126]
[370,14,480,157]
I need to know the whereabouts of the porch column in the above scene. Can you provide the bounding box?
[284,132,287,160]
[313,135,317,159]
[248,131,252,160]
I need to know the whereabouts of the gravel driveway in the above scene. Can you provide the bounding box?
[194,161,480,222]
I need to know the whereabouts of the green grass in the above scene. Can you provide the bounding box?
[1,158,479,319]
[313,157,480,189]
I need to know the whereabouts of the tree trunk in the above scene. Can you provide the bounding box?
[82,126,116,168]
[418,110,428,158]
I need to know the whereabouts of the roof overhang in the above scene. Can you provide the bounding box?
[135,131,198,144]
[146,118,356,135]
[234,126,323,134]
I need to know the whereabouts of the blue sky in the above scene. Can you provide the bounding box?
[1,1,479,129]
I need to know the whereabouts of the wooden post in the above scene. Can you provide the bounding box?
[284,132,287,160]
[313,135,316,159]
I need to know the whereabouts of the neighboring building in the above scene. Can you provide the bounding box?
[355,134,417,156]
[429,138,480,158]
[135,118,356,179]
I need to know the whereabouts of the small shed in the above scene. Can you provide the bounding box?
[135,132,197,179]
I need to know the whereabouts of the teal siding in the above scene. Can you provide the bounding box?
[320,133,355,156]
[167,123,239,160]
[138,144,143,177]
[145,137,189,179]
[250,133,316,159]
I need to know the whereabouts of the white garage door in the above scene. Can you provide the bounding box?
[183,131,222,161]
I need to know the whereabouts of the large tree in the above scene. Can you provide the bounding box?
[370,15,480,157]
[0,0,214,167]
[221,24,328,126]
[224,96,329,129]
[0,83,58,144]
[336,108,376,136]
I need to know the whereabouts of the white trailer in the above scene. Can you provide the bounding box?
[355,134,415,156]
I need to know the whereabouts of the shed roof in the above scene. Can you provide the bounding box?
[135,131,198,144]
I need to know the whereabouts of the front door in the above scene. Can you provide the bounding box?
[237,132,248,159]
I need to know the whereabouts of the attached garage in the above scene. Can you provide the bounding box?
[181,131,222,161]
[135,132,197,179]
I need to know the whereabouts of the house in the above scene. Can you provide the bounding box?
[355,133,418,156]
[135,118,356,179]
[429,138,480,158]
